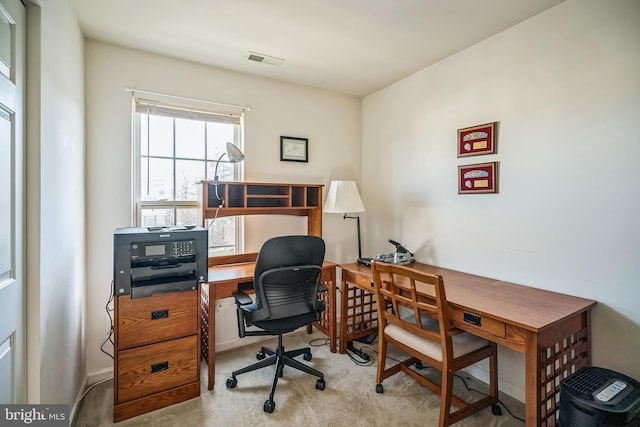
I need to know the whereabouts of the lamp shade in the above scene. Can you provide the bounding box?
[225,142,245,163]
[323,180,365,214]
[214,142,245,185]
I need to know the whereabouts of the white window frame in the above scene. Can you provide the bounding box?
[131,95,245,255]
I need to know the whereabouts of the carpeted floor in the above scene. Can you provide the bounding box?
[73,331,525,426]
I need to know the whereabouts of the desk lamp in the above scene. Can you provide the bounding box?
[213,142,245,206]
[324,180,372,266]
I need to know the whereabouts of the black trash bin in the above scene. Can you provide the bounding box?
[560,366,640,426]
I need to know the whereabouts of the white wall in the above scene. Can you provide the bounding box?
[84,41,361,377]
[25,0,86,406]
[361,0,640,401]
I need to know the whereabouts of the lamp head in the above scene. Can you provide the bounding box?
[214,142,245,185]
[225,141,245,163]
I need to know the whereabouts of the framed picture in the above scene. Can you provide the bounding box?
[458,162,499,194]
[457,122,497,157]
[280,136,308,162]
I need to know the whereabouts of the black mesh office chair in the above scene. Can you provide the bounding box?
[226,235,327,413]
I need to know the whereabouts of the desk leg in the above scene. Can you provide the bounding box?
[525,311,592,426]
[338,270,378,355]
[339,276,349,354]
[328,273,337,353]
[525,331,539,427]
[207,288,216,390]
[308,265,338,353]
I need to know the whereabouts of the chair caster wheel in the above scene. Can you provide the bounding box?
[256,351,265,360]
[491,403,502,416]
[303,352,312,361]
[376,384,384,394]
[226,377,237,388]
[415,361,424,369]
[315,378,326,390]
[264,399,275,413]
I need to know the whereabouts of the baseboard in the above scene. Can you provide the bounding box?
[87,367,113,385]
[70,367,114,425]
[69,374,89,425]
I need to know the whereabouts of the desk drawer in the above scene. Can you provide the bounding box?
[348,273,374,291]
[450,307,505,339]
[117,291,198,349]
[117,335,198,403]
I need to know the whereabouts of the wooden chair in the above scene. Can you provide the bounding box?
[371,261,499,427]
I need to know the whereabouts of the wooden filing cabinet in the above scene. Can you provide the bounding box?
[113,289,201,422]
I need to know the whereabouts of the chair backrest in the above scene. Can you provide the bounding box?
[251,235,326,322]
[371,261,452,351]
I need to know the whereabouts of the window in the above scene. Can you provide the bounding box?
[133,98,244,255]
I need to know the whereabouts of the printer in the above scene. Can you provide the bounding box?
[113,226,208,299]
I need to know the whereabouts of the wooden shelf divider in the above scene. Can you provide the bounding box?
[198,181,324,237]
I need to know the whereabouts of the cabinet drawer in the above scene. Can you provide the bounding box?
[450,307,506,339]
[117,335,198,403]
[117,291,198,349]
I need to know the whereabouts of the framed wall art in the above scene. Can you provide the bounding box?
[458,162,499,194]
[457,122,497,157]
[280,136,308,162]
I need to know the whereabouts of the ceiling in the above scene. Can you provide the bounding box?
[70,0,565,98]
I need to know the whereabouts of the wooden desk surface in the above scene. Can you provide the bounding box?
[208,260,338,284]
[340,262,596,334]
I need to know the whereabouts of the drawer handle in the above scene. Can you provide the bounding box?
[151,309,169,320]
[151,361,169,373]
[463,312,482,327]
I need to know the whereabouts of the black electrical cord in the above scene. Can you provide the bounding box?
[100,282,115,360]
[454,373,525,424]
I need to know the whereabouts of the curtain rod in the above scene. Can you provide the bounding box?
[125,87,251,112]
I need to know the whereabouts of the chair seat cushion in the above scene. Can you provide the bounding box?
[385,317,489,362]
[252,312,318,335]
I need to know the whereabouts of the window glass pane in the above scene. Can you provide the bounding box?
[175,159,205,200]
[140,208,174,228]
[175,118,205,159]
[176,207,199,226]
[207,160,233,184]
[148,115,173,157]
[206,122,235,161]
[141,157,173,200]
[206,217,236,252]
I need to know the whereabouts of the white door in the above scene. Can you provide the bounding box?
[0,0,26,404]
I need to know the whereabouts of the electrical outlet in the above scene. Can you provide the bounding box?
[105,313,112,334]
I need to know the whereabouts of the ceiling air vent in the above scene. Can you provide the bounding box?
[247,51,284,67]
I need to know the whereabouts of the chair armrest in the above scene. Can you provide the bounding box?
[232,291,253,306]
[317,284,328,293]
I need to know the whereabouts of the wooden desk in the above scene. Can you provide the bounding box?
[339,262,596,427]
[202,260,338,390]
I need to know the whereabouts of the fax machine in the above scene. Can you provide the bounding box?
[113,226,208,299]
